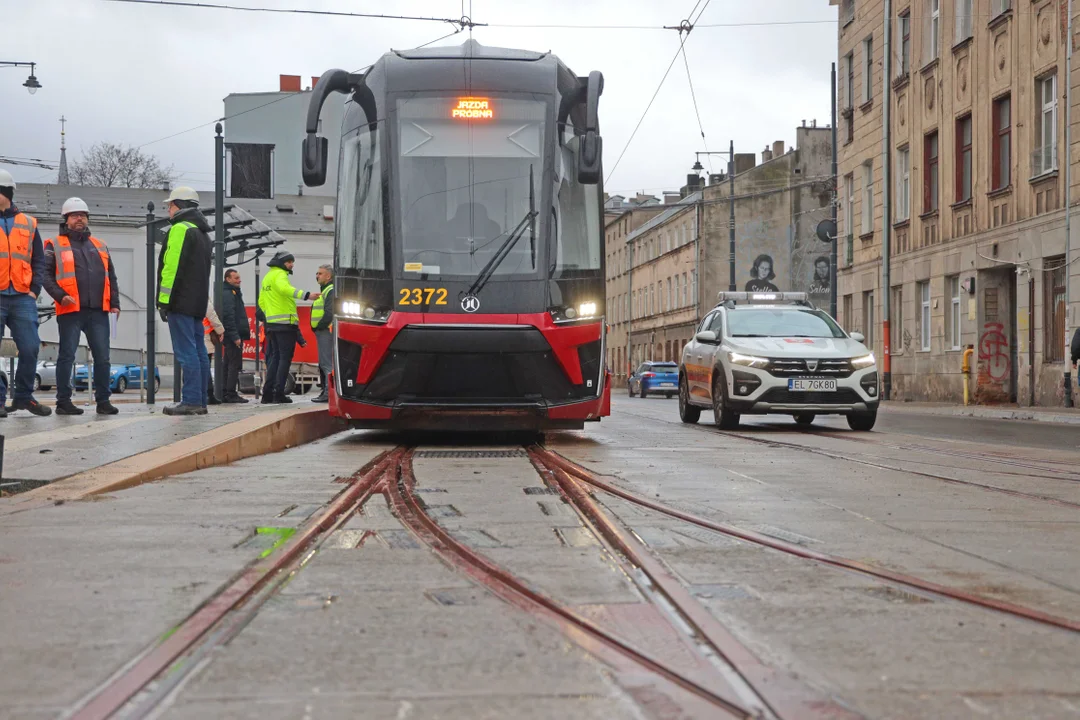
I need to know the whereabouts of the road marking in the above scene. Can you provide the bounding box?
[4,415,147,453]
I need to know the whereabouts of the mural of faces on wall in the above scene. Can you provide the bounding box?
[810,255,830,294]
[745,253,779,292]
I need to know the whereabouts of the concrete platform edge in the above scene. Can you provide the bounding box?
[1,407,346,508]
[883,402,1080,425]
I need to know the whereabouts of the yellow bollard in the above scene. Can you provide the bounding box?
[962,346,974,406]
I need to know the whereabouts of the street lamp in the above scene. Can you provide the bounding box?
[2,61,42,94]
[692,142,738,293]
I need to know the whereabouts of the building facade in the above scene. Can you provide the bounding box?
[606,126,835,386]
[834,0,1077,406]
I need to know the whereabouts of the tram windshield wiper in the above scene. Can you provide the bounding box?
[464,169,537,298]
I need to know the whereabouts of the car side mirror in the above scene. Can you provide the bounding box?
[850,331,865,343]
[695,330,717,344]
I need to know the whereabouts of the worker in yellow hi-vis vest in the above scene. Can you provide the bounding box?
[157,187,213,416]
[258,251,319,404]
[310,264,334,403]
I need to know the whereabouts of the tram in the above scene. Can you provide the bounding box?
[302,39,611,431]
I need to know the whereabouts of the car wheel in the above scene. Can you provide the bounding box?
[628,383,635,397]
[116,376,127,393]
[678,375,700,424]
[712,374,740,430]
[794,413,816,426]
[847,410,877,431]
[665,393,674,399]
[34,375,41,392]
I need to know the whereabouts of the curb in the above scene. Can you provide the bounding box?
[883,403,1080,426]
[0,407,345,510]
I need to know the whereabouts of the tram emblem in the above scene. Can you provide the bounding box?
[461,295,481,313]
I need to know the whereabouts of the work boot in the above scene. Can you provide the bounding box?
[163,403,204,416]
[260,391,276,405]
[56,399,84,415]
[10,399,52,417]
[311,392,328,403]
[223,394,248,404]
[208,395,221,405]
[97,402,119,415]
[276,394,293,404]
[0,403,7,418]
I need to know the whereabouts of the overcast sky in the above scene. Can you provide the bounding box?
[2,0,838,199]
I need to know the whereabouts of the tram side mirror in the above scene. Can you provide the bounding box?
[302,134,329,187]
[577,71,604,185]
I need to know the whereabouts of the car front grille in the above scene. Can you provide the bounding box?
[765,358,853,378]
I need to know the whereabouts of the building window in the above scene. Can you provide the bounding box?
[1034,73,1058,177]
[683,272,689,307]
[891,286,904,352]
[842,0,855,25]
[993,95,1011,190]
[896,146,910,221]
[844,172,856,239]
[919,281,931,351]
[691,270,697,309]
[862,36,874,104]
[1045,256,1066,362]
[925,0,940,65]
[843,294,854,331]
[844,52,855,111]
[992,0,1011,17]
[863,290,875,347]
[673,275,680,308]
[955,0,972,43]
[956,115,972,202]
[861,161,874,235]
[923,131,939,213]
[898,11,911,76]
[226,143,274,199]
[947,275,961,349]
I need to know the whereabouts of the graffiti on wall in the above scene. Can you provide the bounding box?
[978,322,1010,383]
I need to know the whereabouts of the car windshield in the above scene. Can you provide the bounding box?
[728,308,846,339]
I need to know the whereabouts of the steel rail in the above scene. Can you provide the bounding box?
[528,449,863,720]
[66,448,404,720]
[386,449,756,719]
[535,448,1080,634]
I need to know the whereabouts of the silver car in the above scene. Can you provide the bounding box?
[35,361,59,392]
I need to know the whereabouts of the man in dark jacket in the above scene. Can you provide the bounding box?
[41,198,121,416]
[1071,328,1080,370]
[219,268,250,403]
[310,264,334,402]
[157,187,213,416]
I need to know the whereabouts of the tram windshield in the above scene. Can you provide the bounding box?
[396,94,545,278]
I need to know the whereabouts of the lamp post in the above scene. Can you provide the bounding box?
[1,62,42,94]
[692,143,737,300]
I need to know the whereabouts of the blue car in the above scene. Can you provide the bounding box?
[74,364,160,393]
[628,361,679,399]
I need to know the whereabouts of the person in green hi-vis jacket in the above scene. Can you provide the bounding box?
[258,250,319,404]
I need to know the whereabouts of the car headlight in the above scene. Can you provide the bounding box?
[338,299,390,324]
[728,351,768,369]
[850,353,876,369]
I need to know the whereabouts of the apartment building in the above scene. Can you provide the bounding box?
[605,125,834,385]
[834,0,1075,405]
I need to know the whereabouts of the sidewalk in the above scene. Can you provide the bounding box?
[881,400,1080,425]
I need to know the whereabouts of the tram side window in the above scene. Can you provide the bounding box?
[552,121,602,275]
[337,129,384,270]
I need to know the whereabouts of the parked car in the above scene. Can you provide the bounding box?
[74,364,161,393]
[628,361,679,398]
[35,361,59,391]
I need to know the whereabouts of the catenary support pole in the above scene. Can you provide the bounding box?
[626,237,633,374]
[830,62,839,319]
[254,252,262,396]
[1065,0,1074,407]
[881,0,893,402]
[213,123,226,402]
[728,139,736,292]
[145,202,156,405]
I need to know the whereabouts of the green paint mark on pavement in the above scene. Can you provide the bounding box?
[256,527,297,558]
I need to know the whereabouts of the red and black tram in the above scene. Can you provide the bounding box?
[302,39,611,431]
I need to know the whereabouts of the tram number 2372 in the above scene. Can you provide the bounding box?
[398,288,449,306]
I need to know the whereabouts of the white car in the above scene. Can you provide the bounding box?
[35,361,59,392]
[678,292,880,431]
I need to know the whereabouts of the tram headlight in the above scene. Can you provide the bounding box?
[549,302,601,324]
[578,302,598,318]
[338,299,390,324]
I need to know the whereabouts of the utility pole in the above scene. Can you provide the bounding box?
[728,139,736,292]
[213,124,226,402]
[626,237,633,373]
[145,202,156,405]
[830,62,839,320]
[1065,0,1074,407]
[881,0,893,401]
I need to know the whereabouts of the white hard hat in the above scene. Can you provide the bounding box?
[0,169,14,189]
[62,197,90,217]
[164,186,199,206]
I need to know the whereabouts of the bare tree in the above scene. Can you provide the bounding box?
[71,142,176,189]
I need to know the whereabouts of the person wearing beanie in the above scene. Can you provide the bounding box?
[0,169,51,417]
[157,187,213,416]
[41,197,121,415]
[257,250,319,403]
